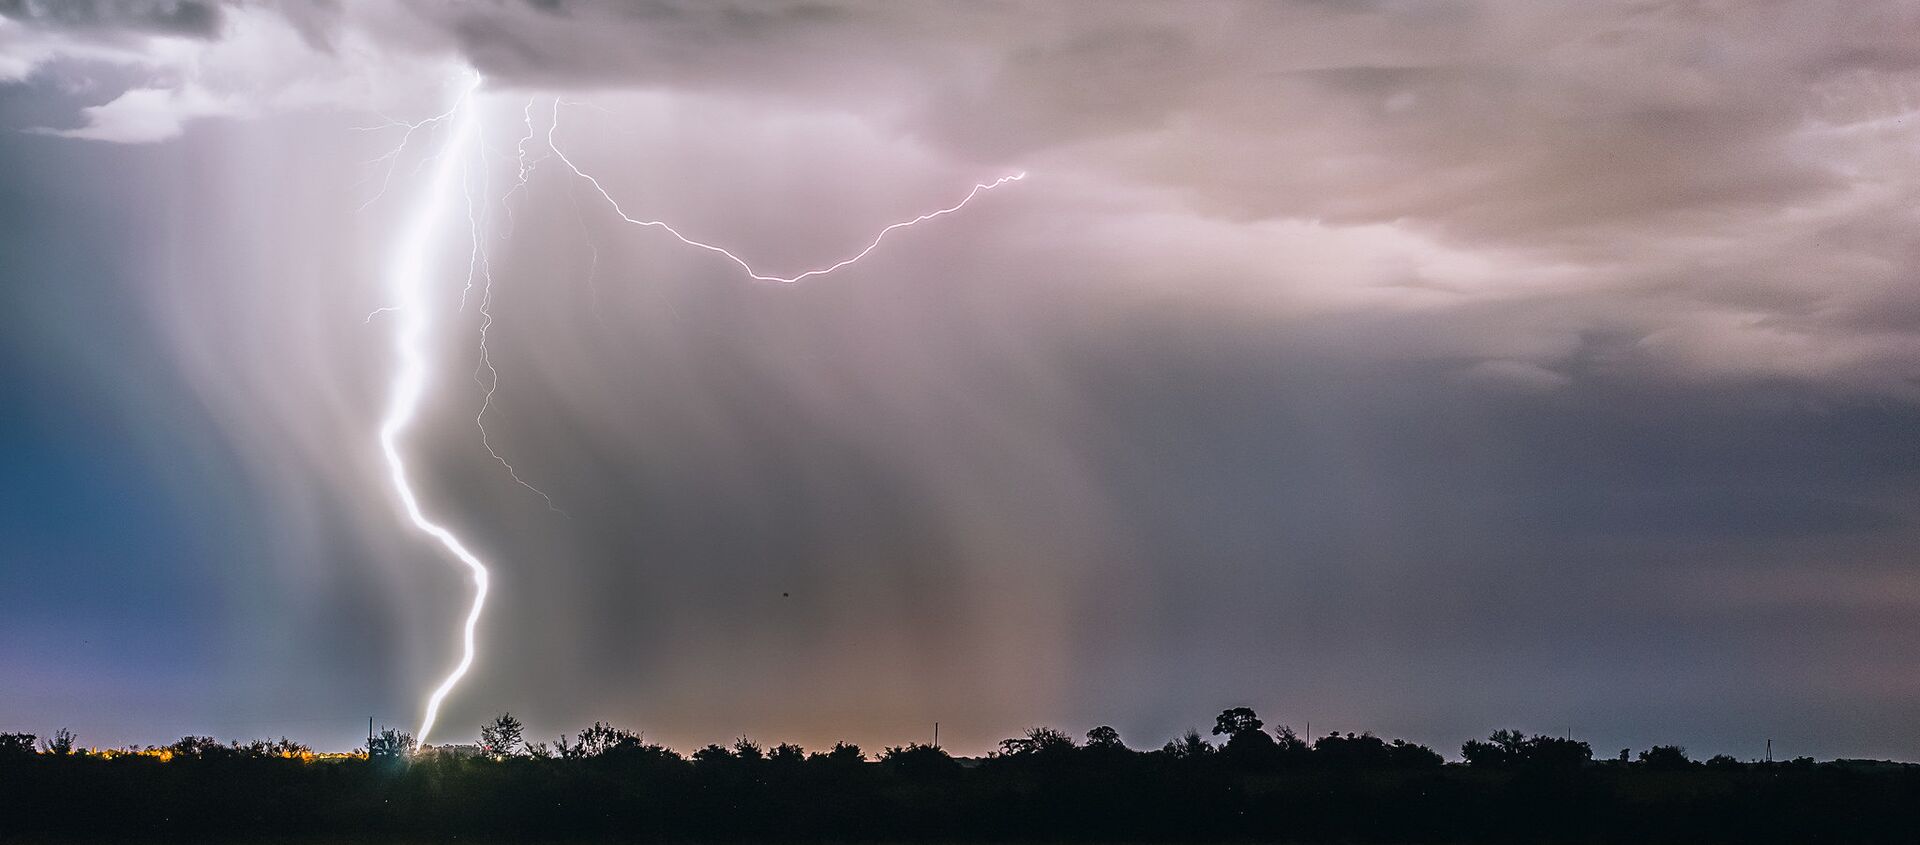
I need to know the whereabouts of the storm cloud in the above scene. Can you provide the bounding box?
[2,1,1919,760]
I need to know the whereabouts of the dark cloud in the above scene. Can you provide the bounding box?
[0,0,224,38]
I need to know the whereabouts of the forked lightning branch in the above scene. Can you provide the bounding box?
[366,73,1025,744]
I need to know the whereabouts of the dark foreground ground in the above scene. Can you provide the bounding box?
[4,743,1917,843]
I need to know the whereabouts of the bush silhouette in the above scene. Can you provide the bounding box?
[1,712,1914,843]
[0,733,35,759]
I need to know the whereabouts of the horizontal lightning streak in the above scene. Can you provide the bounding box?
[542,99,1026,284]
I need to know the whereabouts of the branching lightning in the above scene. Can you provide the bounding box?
[500,97,546,236]
[355,104,464,212]
[372,76,487,746]
[470,99,566,513]
[543,99,1027,284]
[367,79,1024,745]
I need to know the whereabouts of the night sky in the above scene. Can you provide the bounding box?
[3,1,1920,760]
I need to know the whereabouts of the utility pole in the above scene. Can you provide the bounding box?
[368,717,374,752]
[933,722,939,749]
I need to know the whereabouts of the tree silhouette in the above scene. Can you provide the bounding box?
[809,741,864,766]
[1163,728,1212,759]
[999,726,1075,757]
[733,737,765,762]
[1461,728,1526,767]
[769,742,806,765]
[1524,736,1593,770]
[1085,725,1126,750]
[1639,745,1694,770]
[1461,729,1589,770]
[167,735,227,760]
[1212,707,1263,738]
[480,713,525,757]
[235,737,310,758]
[882,743,962,778]
[1211,708,1277,763]
[1273,724,1310,754]
[38,728,74,756]
[0,733,34,759]
[3,711,1910,843]
[367,727,415,760]
[567,721,640,758]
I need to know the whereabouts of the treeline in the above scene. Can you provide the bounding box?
[2,708,1916,842]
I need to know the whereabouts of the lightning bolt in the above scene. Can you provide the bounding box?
[463,108,566,513]
[543,98,1027,284]
[499,97,545,237]
[374,74,487,746]
[369,80,1024,746]
[355,102,464,212]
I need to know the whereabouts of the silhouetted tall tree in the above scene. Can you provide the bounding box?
[480,713,525,757]
[1213,708,1277,763]
[1213,707,1263,738]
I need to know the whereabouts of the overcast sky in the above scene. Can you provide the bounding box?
[3,0,1919,759]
